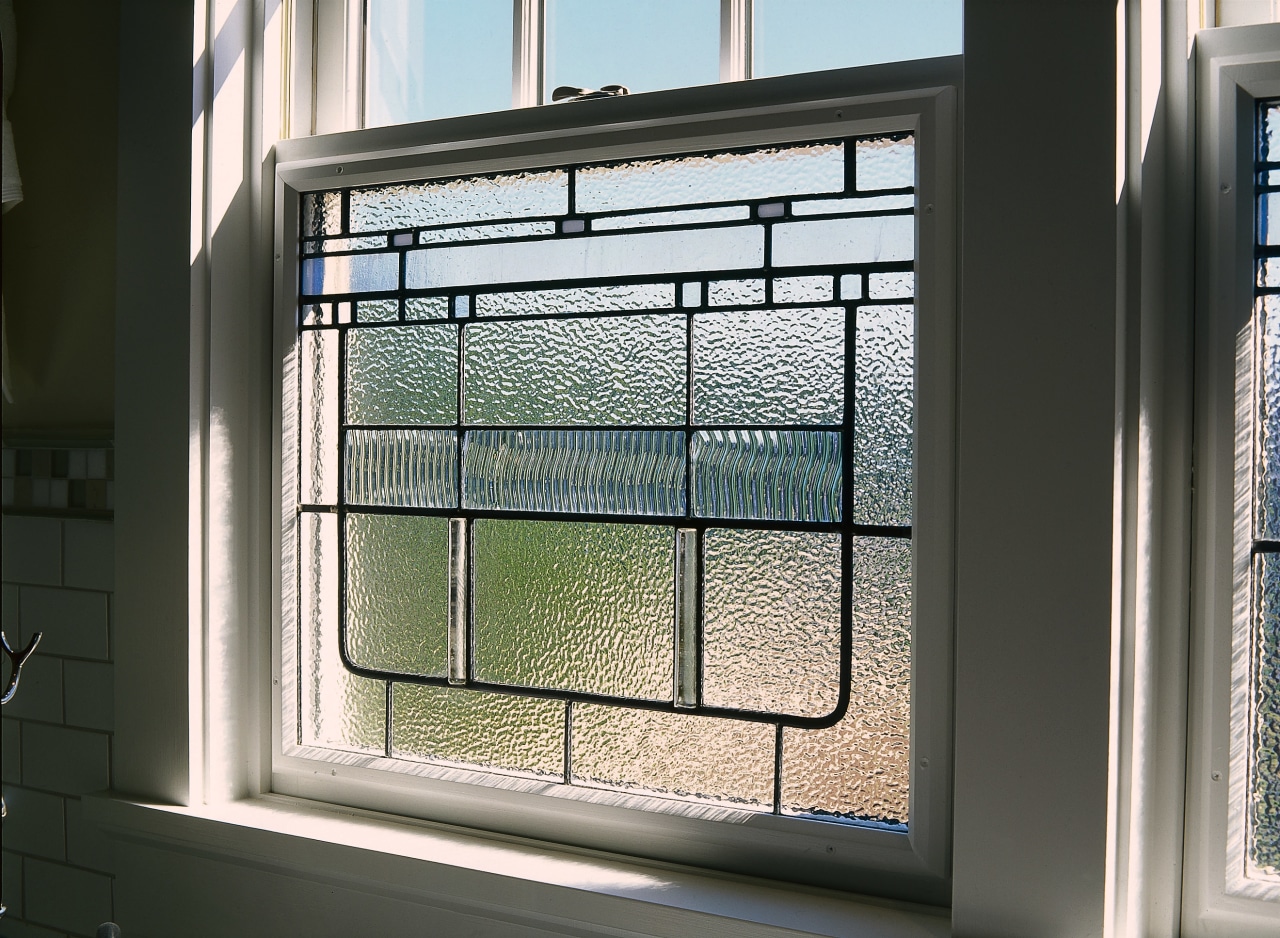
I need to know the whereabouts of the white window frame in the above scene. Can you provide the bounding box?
[1184,22,1280,937]
[270,63,959,904]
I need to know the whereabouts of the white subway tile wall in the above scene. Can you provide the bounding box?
[1,515,115,936]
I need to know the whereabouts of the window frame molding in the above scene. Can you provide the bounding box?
[270,61,959,905]
[1184,22,1280,936]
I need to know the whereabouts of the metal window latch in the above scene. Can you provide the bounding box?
[1,629,42,705]
[551,84,630,103]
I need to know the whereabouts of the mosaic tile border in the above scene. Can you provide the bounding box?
[2,443,114,516]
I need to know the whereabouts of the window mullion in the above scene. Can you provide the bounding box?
[513,0,544,108]
[720,0,752,83]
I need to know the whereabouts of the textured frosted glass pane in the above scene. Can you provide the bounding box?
[592,206,750,230]
[702,529,841,717]
[300,331,338,504]
[418,221,557,244]
[472,520,673,700]
[576,143,844,213]
[406,226,763,290]
[463,430,685,515]
[572,705,773,806]
[708,279,765,306]
[1261,297,1280,540]
[300,511,385,752]
[792,194,915,216]
[301,253,400,295]
[773,276,833,304]
[856,136,915,191]
[754,0,961,76]
[311,236,388,252]
[405,296,450,320]
[345,429,458,508]
[547,0,718,101]
[1252,553,1280,877]
[1259,259,1280,288]
[464,316,685,425]
[1267,104,1280,162]
[692,430,841,522]
[302,191,341,237]
[393,685,564,777]
[365,0,512,126]
[476,282,675,317]
[358,298,399,322]
[855,305,913,526]
[349,170,567,232]
[783,536,911,822]
[345,513,449,676]
[869,271,915,298]
[693,308,844,424]
[773,216,914,267]
[346,325,458,425]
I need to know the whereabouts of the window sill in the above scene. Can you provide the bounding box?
[84,791,949,937]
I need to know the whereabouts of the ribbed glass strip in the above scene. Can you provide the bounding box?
[462,430,685,516]
[344,429,458,508]
[692,430,842,523]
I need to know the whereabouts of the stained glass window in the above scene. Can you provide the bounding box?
[288,135,917,825]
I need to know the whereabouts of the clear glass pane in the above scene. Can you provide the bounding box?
[868,271,915,299]
[1259,260,1280,288]
[301,253,400,295]
[571,704,774,807]
[463,316,685,425]
[692,430,841,523]
[753,0,962,76]
[406,225,763,290]
[300,330,339,506]
[463,430,685,515]
[773,216,914,267]
[350,170,567,233]
[393,684,564,777]
[476,282,675,317]
[576,143,843,214]
[300,511,386,752]
[345,324,459,426]
[854,304,914,526]
[693,308,844,425]
[365,0,512,127]
[545,0,719,101]
[702,529,842,717]
[1252,552,1280,878]
[1266,103,1280,163]
[782,536,911,822]
[1261,298,1280,540]
[345,513,450,676]
[856,136,916,191]
[418,221,558,245]
[472,520,674,700]
[345,429,458,508]
[1263,194,1280,247]
[708,279,765,306]
[357,298,399,323]
[592,206,750,231]
[301,191,342,238]
[773,276,833,304]
[791,194,915,216]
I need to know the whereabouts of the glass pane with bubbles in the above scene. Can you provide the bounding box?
[702,529,842,718]
[472,520,673,700]
[345,513,450,676]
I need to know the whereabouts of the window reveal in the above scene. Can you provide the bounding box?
[288,137,917,825]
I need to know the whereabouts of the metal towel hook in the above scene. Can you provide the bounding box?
[1,629,42,705]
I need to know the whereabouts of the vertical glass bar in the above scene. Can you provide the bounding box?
[674,528,698,709]
[449,518,468,685]
[300,330,337,505]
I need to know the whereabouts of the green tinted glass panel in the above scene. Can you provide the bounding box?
[472,520,673,700]
[702,529,841,718]
[571,704,773,806]
[392,684,564,777]
[345,513,450,676]
[782,536,910,822]
[346,324,458,425]
[464,316,685,425]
